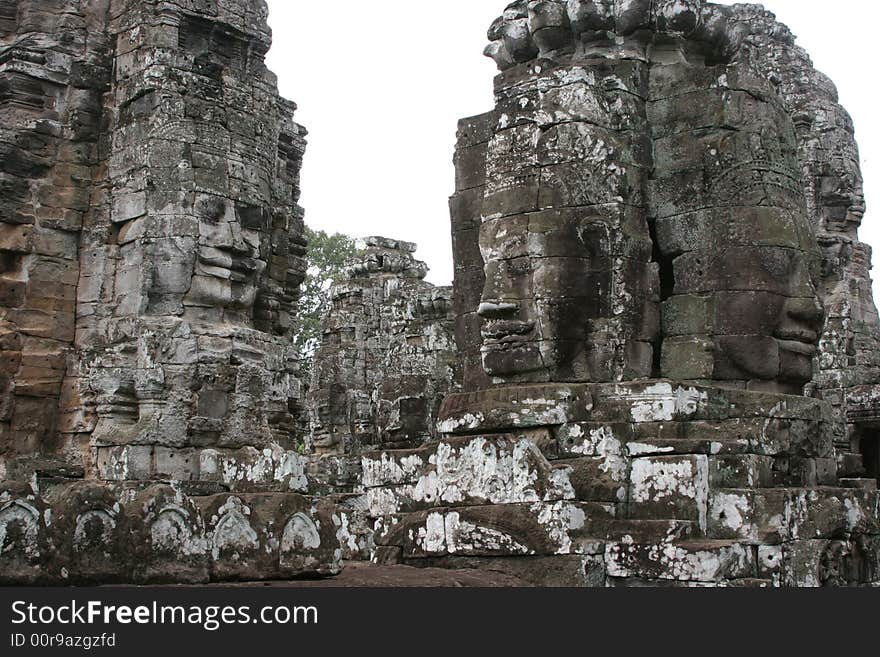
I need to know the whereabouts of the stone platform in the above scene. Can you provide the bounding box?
[364,382,880,586]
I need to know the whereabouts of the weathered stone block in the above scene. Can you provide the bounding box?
[606,540,756,583]
[362,433,575,516]
[629,455,709,528]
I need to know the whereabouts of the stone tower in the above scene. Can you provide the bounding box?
[307,237,459,493]
[0,0,339,584]
[369,0,880,586]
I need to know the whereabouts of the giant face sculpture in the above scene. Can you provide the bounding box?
[651,65,825,391]
[478,206,658,383]
[475,0,825,391]
[183,195,269,325]
[83,7,307,456]
[478,213,608,381]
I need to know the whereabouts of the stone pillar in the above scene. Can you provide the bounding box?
[71,0,309,489]
[308,237,459,464]
[305,237,461,559]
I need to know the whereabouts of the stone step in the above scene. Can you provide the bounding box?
[624,437,757,457]
[606,539,756,583]
[726,578,776,588]
[375,501,618,559]
[603,519,696,543]
[608,577,774,588]
[708,487,880,543]
[839,478,878,491]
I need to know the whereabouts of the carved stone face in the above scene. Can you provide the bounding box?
[478,214,593,380]
[478,206,655,382]
[475,2,827,391]
[527,1,570,55]
[182,196,268,324]
[474,47,658,384]
[308,386,345,456]
[653,77,826,389]
[485,2,536,69]
[664,234,825,386]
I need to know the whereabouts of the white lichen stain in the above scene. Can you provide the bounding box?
[532,501,587,555]
[361,452,426,488]
[710,492,748,532]
[844,497,866,531]
[626,442,674,457]
[437,412,485,434]
[365,487,400,517]
[334,513,359,553]
[631,459,695,503]
[367,438,576,517]
[211,498,258,561]
[150,506,202,556]
[606,541,751,582]
[628,384,708,423]
[656,543,749,582]
[415,512,446,554]
[217,445,307,492]
[445,512,531,555]
[631,456,709,532]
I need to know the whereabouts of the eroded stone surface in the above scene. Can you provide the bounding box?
[3,0,880,587]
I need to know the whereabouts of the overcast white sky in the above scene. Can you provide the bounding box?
[265,1,879,292]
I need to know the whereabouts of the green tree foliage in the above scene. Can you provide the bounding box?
[293,227,359,375]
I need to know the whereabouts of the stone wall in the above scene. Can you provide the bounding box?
[303,237,460,560]
[366,383,880,586]
[0,0,113,482]
[720,6,880,483]
[450,0,880,495]
[2,0,880,587]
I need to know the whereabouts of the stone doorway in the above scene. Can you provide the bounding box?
[859,429,880,483]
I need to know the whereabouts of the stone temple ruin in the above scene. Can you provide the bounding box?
[1,0,879,586]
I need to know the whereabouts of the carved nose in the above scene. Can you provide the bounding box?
[786,296,825,325]
[478,301,519,319]
[778,296,825,344]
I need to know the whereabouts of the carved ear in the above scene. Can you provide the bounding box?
[654,0,703,36]
[568,0,616,38]
[614,0,652,36]
[502,18,540,64]
[527,1,572,55]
